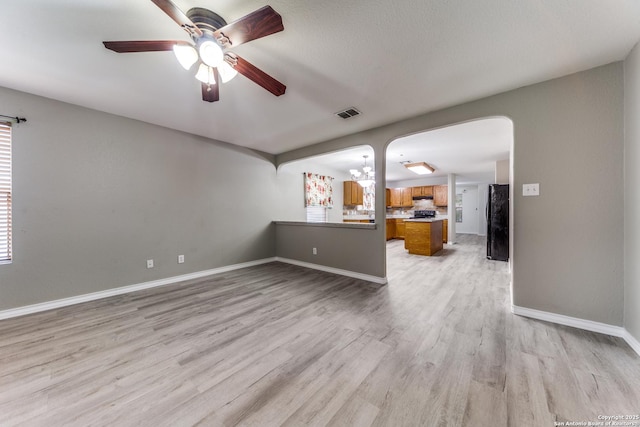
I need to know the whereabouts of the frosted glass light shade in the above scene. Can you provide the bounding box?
[218,61,238,83]
[404,162,435,175]
[195,64,216,84]
[358,179,375,187]
[173,45,198,70]
[199,40,223,67]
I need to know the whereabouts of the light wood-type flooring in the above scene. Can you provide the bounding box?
[1,235,639,426]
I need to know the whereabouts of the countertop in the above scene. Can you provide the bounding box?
[274,221,376,229]
[343,215,448,220]
[343,215,412,220]
[404,218,444,223]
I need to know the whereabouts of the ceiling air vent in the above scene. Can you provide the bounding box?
[335,107,361,119]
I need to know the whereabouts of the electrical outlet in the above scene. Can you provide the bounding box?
[178,254,185,264]
[523,183,540,197]
[146,259,154,269]
[312,247,317,255]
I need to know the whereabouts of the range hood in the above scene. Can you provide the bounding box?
[412,195,434,200]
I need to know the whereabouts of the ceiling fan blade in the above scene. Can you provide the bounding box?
[201,69,220,102]
[150,0,203,37]
[226,54,286,97]
[103,40,190,53]
[214,6,283,48]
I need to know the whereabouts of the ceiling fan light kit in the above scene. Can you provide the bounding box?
[173,44,198,70]
[195,64,216,85]
[103,0,286,103]
[217,60,238,83]
[198,40,224,68]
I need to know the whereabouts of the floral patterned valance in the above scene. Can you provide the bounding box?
[363,183,375,210]
[304,172,334,207]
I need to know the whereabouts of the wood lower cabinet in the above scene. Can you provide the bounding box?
[442,219,448,243]
[434,185,448,207]
[404,220,444,256]
[343,181,363,206]
[386,219,396,240]
[385,218,405,240]
[395,219,406,239]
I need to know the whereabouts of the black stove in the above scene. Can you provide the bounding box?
[411,210,436,219]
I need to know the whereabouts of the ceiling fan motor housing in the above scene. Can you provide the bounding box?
[187,7,228,45]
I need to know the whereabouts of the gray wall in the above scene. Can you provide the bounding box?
[0,86,278,310]
[276,160,347,224]
[477,184,488,237]
[495,159,510,184]
[624,43,640,342]
[277,62,625,326]
[275,224,383,277]
[1,62,630,330]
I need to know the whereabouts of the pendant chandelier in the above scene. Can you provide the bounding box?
[350,155,375,188]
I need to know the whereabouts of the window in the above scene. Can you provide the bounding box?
[456,193,463,223]
[306,206,327,223]
[0,122,11,262]
[304,172,333,223]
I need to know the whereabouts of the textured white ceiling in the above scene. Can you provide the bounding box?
[1,1,639,154]
[285,117,512,185]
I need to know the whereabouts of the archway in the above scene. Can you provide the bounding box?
[383,116,514,289]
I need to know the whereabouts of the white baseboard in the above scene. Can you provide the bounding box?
[0,257,277,321]
[622,329,640,356]
[275,257,387,285]
[512,305,640,357]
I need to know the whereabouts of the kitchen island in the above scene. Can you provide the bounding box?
[404,219,444,256]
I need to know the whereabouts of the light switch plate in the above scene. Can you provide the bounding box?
[523,183,540,196]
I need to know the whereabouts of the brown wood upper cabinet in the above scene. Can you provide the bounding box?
[388,188,400,207]
[434,185,448,207]
[411,186,434,198]
[402,188,412,207]
[388,188,413,207]
[343,181,363,206]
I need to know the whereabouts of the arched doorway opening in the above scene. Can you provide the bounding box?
[383,116,514,294]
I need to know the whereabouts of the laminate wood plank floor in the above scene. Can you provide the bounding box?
[1,235,639,426]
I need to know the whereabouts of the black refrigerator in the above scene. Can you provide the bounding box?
[487,184,509,261]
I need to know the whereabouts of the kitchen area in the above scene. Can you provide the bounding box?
[275,117,512,262]
[343,182,450,256]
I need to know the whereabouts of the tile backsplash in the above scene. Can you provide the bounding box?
[344,198,448,216]
[411,199,448,215]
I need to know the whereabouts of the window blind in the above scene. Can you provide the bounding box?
[306,206,327,223]
[0,122,12,262]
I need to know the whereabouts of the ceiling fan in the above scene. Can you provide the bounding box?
[103,0,286,103]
